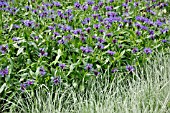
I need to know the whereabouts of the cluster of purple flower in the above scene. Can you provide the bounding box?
[80,46,93,53]
[0,45,8,54]
[20,80,34,91]
[85,63,100,76]
[0,67,8,77]
[0,0,169,91]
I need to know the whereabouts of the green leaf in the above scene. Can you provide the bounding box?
[0,83,6,94]
[50,49,62,66]
[17,47,24,56]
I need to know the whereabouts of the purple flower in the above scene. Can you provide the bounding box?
[12,37,19,41]
[132,48,138,53]
[93,24,100,29]
[105,6,113,11]
[58,38,66,44]
[74,2,81,9]
[93,70,100,76]
[87,0,94,5]
[73,29,82,34]
[122,3,128,7]
[92,5,99,11]
[48,26,55,31]
[149,30,154,35]
[96,43,104,50]
[80,46,93,53]
[59,63,66,69]
[111,68,118,73]
[25,6,30,11]
[140,26,148,30]
[34,36,39,40]
[109,0,114,3]
[13,24,20,29]
[22,20,34,27]
[39,67,46,76]
[161,28,169,34]
[98,1,104,7]
[107,50,115,55]
[85,64,93,70]
[0,67,8,77]
[112,39,117,43]
[54,32,60,37]
[155,20,163,27]
[135,23,142,29]
[126,65,135,72]
[118,45,123,48]
[92,14,99,19]
[53,1,61,7]
[0,45,8,54]
[20,83,27,91]
[85,27,91,33]
[51,76,61,85]
[82,5,88,11]
[39,48,48,57]
[26,80,34,86]
[136,31,141,36]
[99,29,105,34]
[162,39,167,43]
[80,36,86,42]
[97,37,105,43]
[144,48,152,54]
[106,33,112,37]
[134,2,139,7]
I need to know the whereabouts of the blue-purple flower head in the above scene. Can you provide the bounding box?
[20,83,27,91]
[122,3,128,7]
[87,0,94,5]
[51,76,61,85]
[80,46,93,53]
[53,1,61,7]
[59,63,66,69]
[92,5,99,11]
[0,67,8,77]
[149,30,154,35]
[93,24,100,29]
[26,80,34,86]
[136,30,141,36]
[126,65,135,72]
[111,68,118,73]
[106,33,112,37]
[12,37,19,41]
[20,79,33,91]
[96,43,104,50]
[85,63,93,70]
[93,70,100,76]
[132,48,138,53]
[97,37,105,43]
[58,38,66,45]
[105,6,113,11]
[0,45,8,54]
[161,28,169,34]
[144,48,152,54]
[73,28,82,34]
[81,5,88,11]
[22,20,34,27]
[107,50,115,56]
[74,2,81,9]
[162,39,167,43]
[39,67,46,76]
[98,1,104,7]
[112,39,117,43]
[39,48,48,57]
